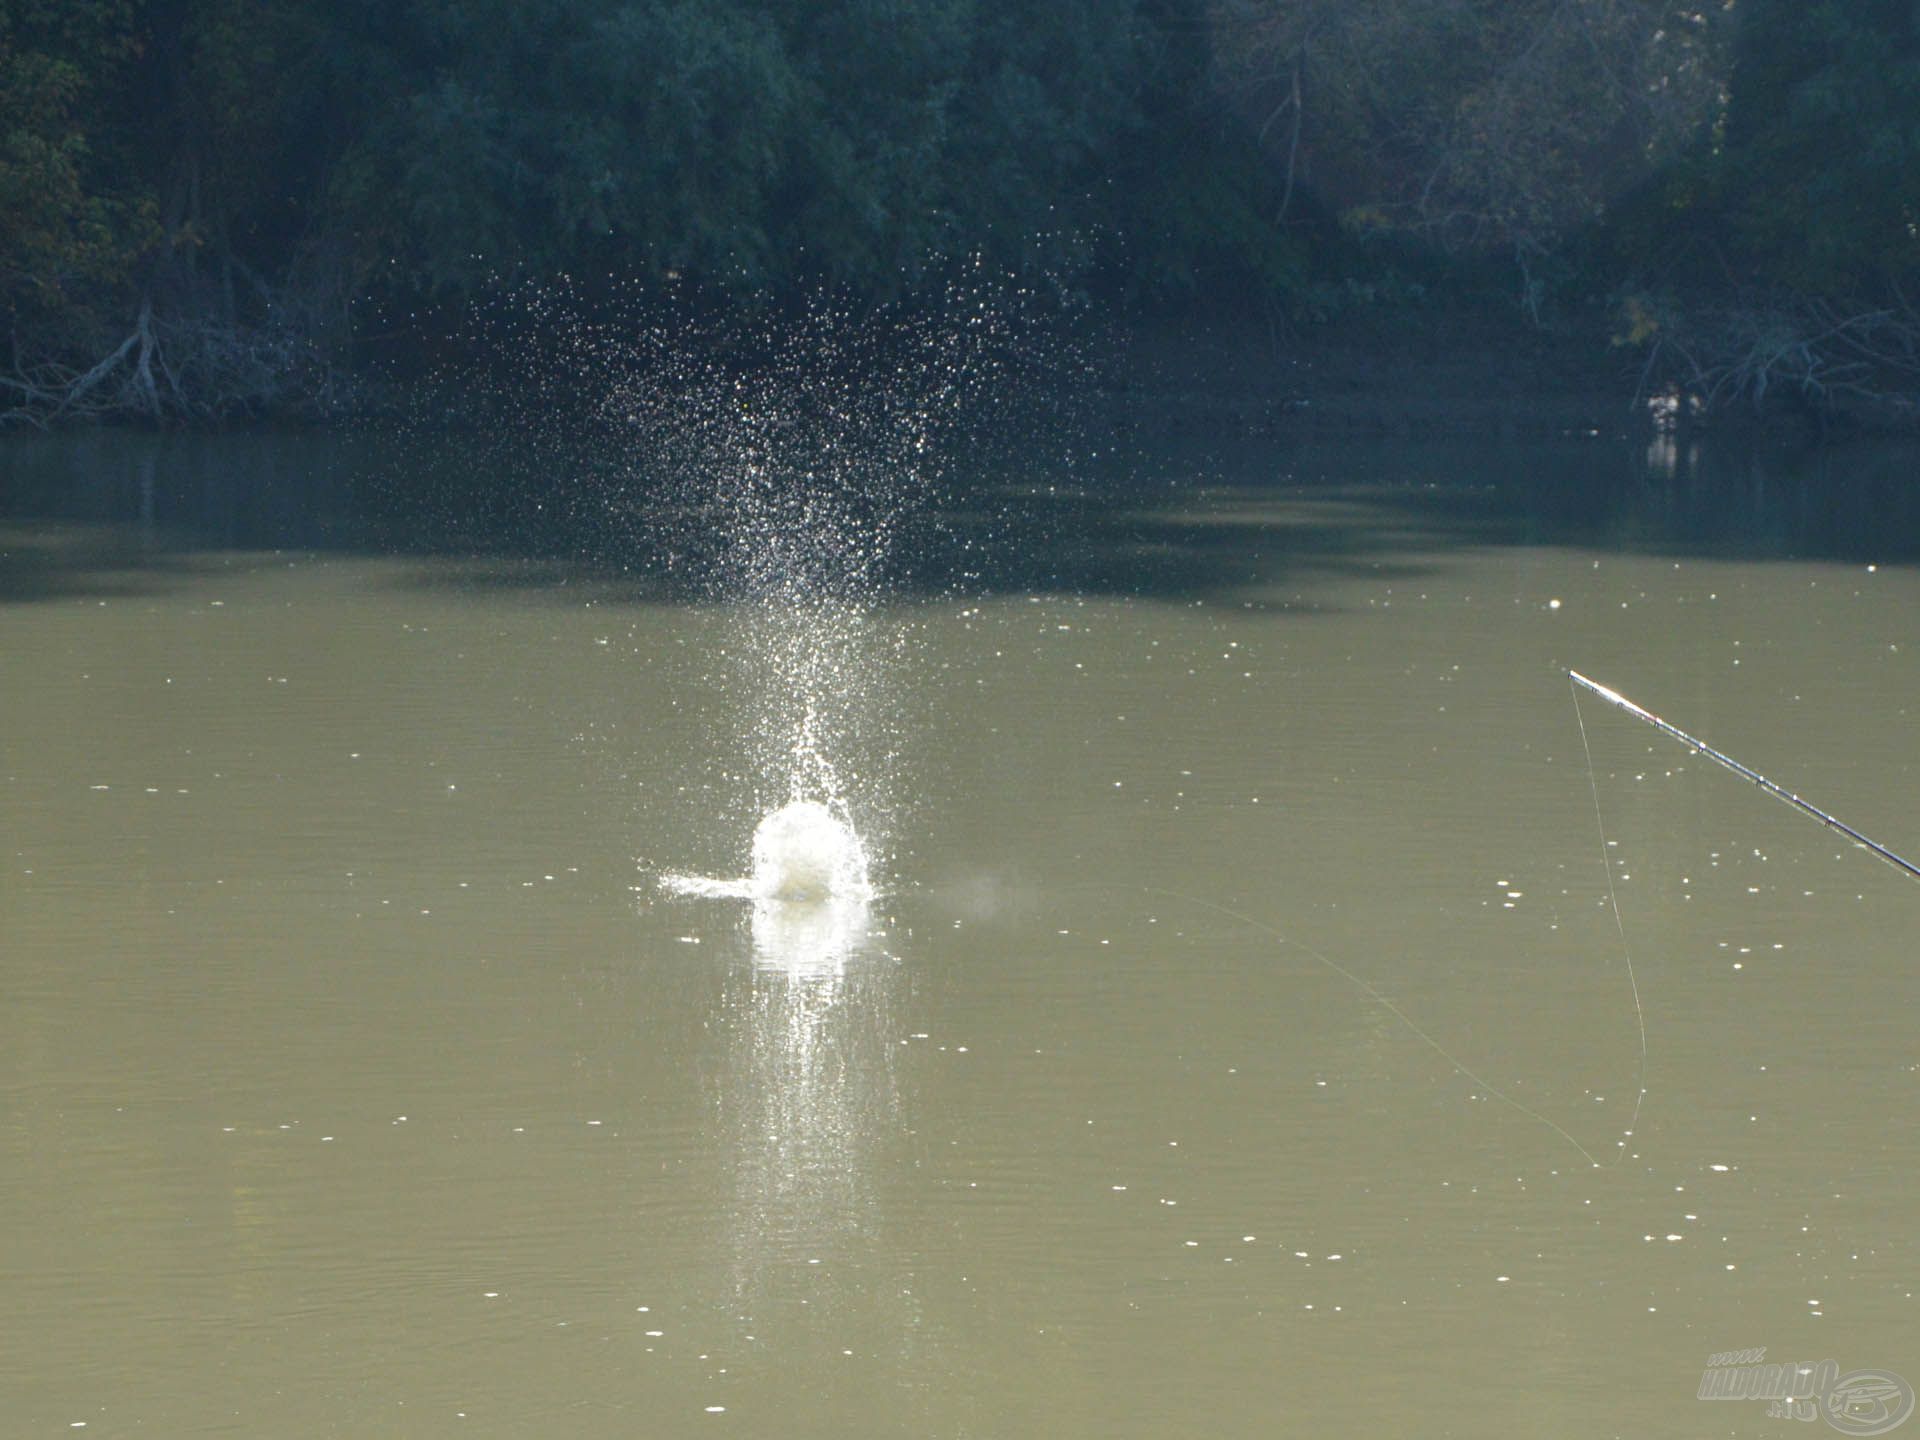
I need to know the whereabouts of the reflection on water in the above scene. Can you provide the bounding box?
[751,894,872,975]
[719,929,897,1262]
[8,426,1920,586]
[714,908,934,1415]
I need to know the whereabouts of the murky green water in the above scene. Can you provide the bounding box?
[4,432,1918,1437]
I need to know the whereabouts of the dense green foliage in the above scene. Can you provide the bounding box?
[1720,0,1920,294]
[1,3,151,347]
[2,0,1916,422]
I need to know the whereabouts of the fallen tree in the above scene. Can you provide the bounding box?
[1628,287,1920,429]
[2,292,354,428]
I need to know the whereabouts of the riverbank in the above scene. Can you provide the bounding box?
[1100,305,1920,445]
[1102,314,1639,443]
[8,298,1917,444]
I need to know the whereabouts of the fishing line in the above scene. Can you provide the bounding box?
[1569,677,1650,1153]
[1074,883,1605,1169]
[682,865,1613,1166]
[1568,669,1920,886]
[1566,664,1920,1166]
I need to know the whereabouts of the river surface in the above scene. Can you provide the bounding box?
[4,430,1918,1437]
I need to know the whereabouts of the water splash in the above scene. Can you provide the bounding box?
[662,801,869,903]
[408,270,1083,941]
[748,801,869,903]
[662,800,874,974]
[511,272,1067,893]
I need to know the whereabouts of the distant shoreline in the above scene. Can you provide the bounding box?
[6,305,1916,442]
[1100,314,1918,444]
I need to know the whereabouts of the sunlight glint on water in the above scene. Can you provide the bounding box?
[5,431,1920,1437]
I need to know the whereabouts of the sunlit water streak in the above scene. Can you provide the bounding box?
[604,278,1078,1385]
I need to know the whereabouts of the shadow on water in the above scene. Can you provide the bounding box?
[4,427,1920,607]
[0,524,215,604]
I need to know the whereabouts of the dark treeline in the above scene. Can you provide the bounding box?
[3,0,1917,426]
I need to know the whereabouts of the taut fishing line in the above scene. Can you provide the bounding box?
[1046,677,1672,1171]
[1564,664,1920,1169]
[1055,883,1608,1169]
[1149,887,1607,1167]
[1569,677,1651,1156]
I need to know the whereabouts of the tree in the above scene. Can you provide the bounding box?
[329,0,1187,298]
[1207,0,1728,296]
[1719,0,1920,295]
[1601,3,1920,420]
[0,1,152,369]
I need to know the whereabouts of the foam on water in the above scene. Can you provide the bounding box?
[662,800,869,901]
[749,800,869,903]
[662,800,872,974]
[656,871,755,901]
